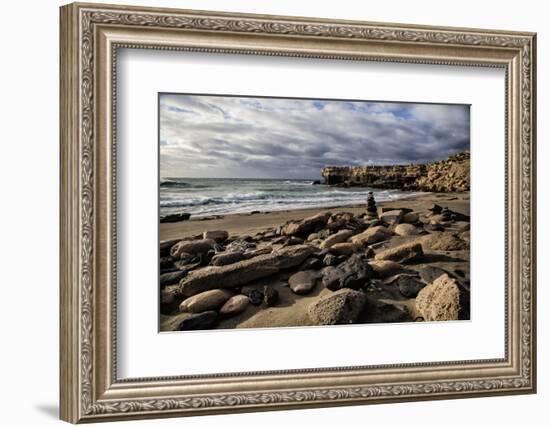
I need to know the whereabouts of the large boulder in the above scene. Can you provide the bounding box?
[308,289,367,325]
[402,212,420,224]
[394,223,420,236]
[282,212,331,236]
[380,210,404,225]
[288,270,321,294]
[203,230,229,243]
[179,289,233,313]
[321,254,373,291]
[179,245,314,296]
[418,232,469,251]
[219,294,249,317]
[415,274,469,321]
[374,242,424,263]
[351,226,391,246]
[170,238,216,257]
[320,229,353,249]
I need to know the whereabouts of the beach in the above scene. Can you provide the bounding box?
[160,192,468,240]
[160,191,470,332]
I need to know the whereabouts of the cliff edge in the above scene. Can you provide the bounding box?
[321,151,469,192]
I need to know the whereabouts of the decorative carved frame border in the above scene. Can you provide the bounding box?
[60,2,536,423]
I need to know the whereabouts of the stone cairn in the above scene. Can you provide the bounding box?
[365,192,378,220]
[440,207,452,222]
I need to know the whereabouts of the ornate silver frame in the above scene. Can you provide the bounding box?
[60,2,537,423]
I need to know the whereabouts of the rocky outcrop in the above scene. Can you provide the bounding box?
[321,151,469,192]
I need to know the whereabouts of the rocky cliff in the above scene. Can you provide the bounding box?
[321,151,469,192]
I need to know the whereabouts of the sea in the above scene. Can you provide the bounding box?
[160,178,420,218]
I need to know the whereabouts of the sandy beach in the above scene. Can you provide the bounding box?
[160,191,470,332]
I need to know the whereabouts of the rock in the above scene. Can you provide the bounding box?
[320,229,353,249]
[159,270,187,288]
[365,191,378,220]
[200,250,215,266]
[179,289,233,313]
[368,260,415,278]
[374,242,423,263]
[428,204,443,215]
[248,289,263,305]
[380,209,404,225]
[454,221,470,231]
[394,223,420,236]
[387,274,426,298]
[179,245,314,296]
[282,212,331,236]
[402,212,420,223]
[424,223,445,232]
[329,242,357,255]
[419,232,469,251]
[170,239,216,257]
[160,238,185,257]
[351,226,392,246]
[263,286,279,306]
[415,274,469,321]
[211,251,246,266]
[323,253,338,266]
[288,270,321,294]
[308,289,367,325]
[321,254,373,291]
[285,236,304,246]
[203,230,229,243]
[219,295,249,317]
[419,265,451,284]
[160,256,174,270]
[177,311,218,330]
[307,233,320,242]
[160,212,191,223]
[245,247,273,258]
[458,230,470,244]
[300,257,324,271]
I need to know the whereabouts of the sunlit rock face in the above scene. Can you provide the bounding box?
[321,151,469,192]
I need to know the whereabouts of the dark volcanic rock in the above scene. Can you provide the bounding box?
[322,254,373,291]
[300,257,324,271]
[323,253,338,267]
[248,289,263,306]
[177,311,218,331]
[388,274,427,298]
[160,256,175,270]
[263,286,279,306]
[419,265,451,284]
[159,270,187,288]
[161,212,191,223]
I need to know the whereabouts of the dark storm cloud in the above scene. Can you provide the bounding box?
[159,94,470,179]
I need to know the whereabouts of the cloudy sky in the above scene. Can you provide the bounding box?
[159,94,470,180]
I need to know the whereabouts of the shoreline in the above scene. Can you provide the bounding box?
[160,191,469,241]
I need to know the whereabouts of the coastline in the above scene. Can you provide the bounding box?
[160,191,469,242]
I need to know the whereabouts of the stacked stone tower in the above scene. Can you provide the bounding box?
[365,191,378,220]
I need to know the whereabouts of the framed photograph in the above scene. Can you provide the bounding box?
[60,2,537,423]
